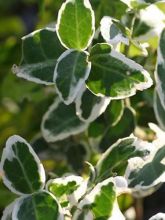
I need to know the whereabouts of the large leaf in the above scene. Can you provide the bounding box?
[75,86,110,122]
[72,177,126,220]
[87,43,152,99]
[155,28,165,108]
[41,98,88,142]
[95,136,152,183]
[153,90,165,131]
[54,50,91,105]
[125,145,165,191]
[0,135,45,195]
[100,107,136,151]
[56,0,95,50]
[100,16,129,46]
[12,28,65,84]
[12,191,64,220]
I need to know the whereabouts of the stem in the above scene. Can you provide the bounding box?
[135,198,143,220]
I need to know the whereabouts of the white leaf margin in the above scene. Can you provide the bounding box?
[0,135,46,195]
[75,85,111,123]
[54,50,91,105]
[12,191,64,220]
[1,200,17,220]
[109,49,153,100]
[41,99,89,142]
[56,0,95,50]
[100,16,129,46]
[149,212,165,220]
[12,27,57,85]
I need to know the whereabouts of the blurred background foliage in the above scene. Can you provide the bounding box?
[0,0,164,219]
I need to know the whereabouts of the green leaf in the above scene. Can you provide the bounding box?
[47,175,83,197]
[95,136,152,183]
[149,213,165,220]
[87,43,152,99]
[12,28,65,85]
[47,175,87,206]
[1,201,15,220]
[41,98,88,142]
[104,100,124,126]
[75,86,110,122]
[73,177,125,220]
[155,28,165,108]
[100,16,129,46]
[57,0,95,50]
[54,50,91,105]
[121,0,164,8]
[154,90,165,131]
[126,145,165,191]
[12,191,64,220]
[0,135,45,195]
[100,107,136,151]
[132,5,165,41]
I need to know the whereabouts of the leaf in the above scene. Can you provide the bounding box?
[132,5,165,41]
[100,107,136,151]
[12,28,65,85]
[95,136,152,183]
[100,16,129,46]
[54,50,91,105]
[56,0,95,50]
[1,201,16,220]
[155,28,165,108]
[72,177,126,220]
[47,175,87,207]
[0,135,45,195]
[125,145,165,191]
[104,100,124,126]
[41,98,88,142]
[120,0,164,8]
[12,191,64,220]
[47,175,83,197]
[87,43,152,99]
[153,90,165,131]
[149,213,165,220]
[75,85,110,122]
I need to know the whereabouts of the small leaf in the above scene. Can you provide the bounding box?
[100,16,129,46]
[57,0,95,50]
[47,175,83,198]
[87,43,152,99]
[96,136,152,183]
[153,90,165,131]
[100,107,136,151]
[155,28,165,108]
[41,98,88,142]
[75,85,110,122]
[72,178,125,220]
[125,145,165,191]
[0,135,45,195]
[12,28,65,84]
[12,191,64,220]
[54,50,91,105]
[127,5,165,41]
[47,175,87,207]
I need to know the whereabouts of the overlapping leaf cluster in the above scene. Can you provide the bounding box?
[1,0,165,219]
